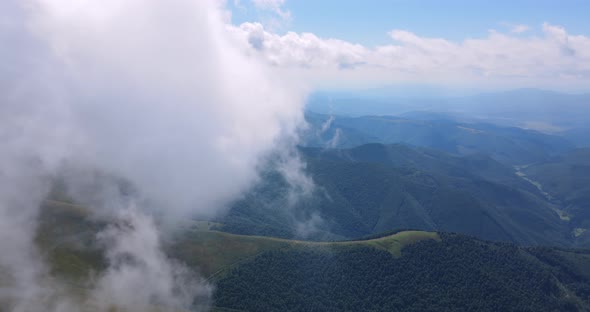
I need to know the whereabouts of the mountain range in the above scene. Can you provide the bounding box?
[14,91,590,311]
[221,142,585,247]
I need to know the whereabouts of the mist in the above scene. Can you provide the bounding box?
[0,0,307,311]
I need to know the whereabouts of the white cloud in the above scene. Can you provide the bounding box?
[0,0,307,310]
[229,22,590,90]
[511,24,530,33]
[89,206,211,311]
[230,22,368,68]
[251,0,290,20]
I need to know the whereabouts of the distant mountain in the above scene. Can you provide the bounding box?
[221,143,576,247]
[303,112,574,165]
[306,88,590,135]
[448,89,590,130]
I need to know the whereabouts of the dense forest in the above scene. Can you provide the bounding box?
[214,233,590,312]
[219,143,575,247]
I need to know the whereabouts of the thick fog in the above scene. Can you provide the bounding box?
[0,0,306,311]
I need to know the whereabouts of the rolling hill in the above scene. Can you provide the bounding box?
[31,201,590,312]
[37,200,438,280]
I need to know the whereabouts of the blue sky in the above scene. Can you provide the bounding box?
[229,0,590,46]
[227,0,590,92]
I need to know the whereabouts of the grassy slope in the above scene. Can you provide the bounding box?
[172,230,439,277]
[28,201,440,311]
[38,201,443,311]
[37,200,439,279]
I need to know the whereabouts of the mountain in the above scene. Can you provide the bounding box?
[34,202,590,312]
[29,113,590,310]
[303,112,574,165]
[306,89,590,131]
[220,143,576,247]
[446,89,590,130]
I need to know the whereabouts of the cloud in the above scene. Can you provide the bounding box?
[88,206,212,311]
[0,0,307,310]
[230,22,590,90]
[500,22,530,34]
[511,24,530,34]
[230,22,368,68]
[251,0,290,20]
[34,0,306,219]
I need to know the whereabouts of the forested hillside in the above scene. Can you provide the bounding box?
[221,143,575,247]
[214,233,590,312]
